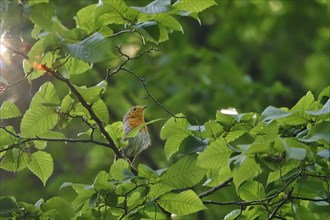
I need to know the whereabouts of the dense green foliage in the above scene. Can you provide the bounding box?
[1,0,329,219]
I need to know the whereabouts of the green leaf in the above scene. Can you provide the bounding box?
[225,129,246,142]
[27,151,54,186]
[306,98,330,116]
[0,196,20,217]
[250,121,278,143]
[197,138,232,169]
[127,189,145,208]
[75,4,97,33]
[20,106,59,138]
[0,126,19,147]
[148,183,173,199]
[173,0,217,13]
[24,52,55,81]
[61,94,74,113]
[216,112,237,130]
[105,191,118,207]
[0,149,31,172]
[70,184,95,211]
[93,170,110,191]
[0,101,21,119]
[267,160,299,184]
[240,181,265,201]
[160,155,206,188]
[64,32,114,63]
[300,122,330,143]
[202,121,224,140]
[294,203,317,220]
[158,25,170,42]
[164,133,189,160]
[317,149,329,159]
[141,14,183,32]
[105,121,126,149]
[244,141,273,155]
[110,159,130,180]
[27,0,49,6]
[160,114,191,139]
[92,99,109,124]
[281,91,317,125]
[19,202,42,216]
[224,209,241,220]
[74,80,107,104]
[318,86,330,102]
[38,130,66,139]
[159,190,207,215]
[135,22,160,43]
[261,106,292,122]
[41,197,74,219]
[232,155,261,190]
[28,3,55,31]
[94,4,127,25]
[138,164,159,180]
[204,165,232,187]
[281,138,307,161]
[60,57,91,75]
[30,82,60,108]
[43,33,61,52]
[133,0,171,14]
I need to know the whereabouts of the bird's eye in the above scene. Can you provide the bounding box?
[133,107,137,111]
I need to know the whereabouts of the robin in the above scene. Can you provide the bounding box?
[122,105,151,162]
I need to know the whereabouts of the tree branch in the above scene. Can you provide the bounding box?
[203,170,303,207]
[291,196,330,202]
[198,177,233,198]
[267,188,294,220]
[0,135,115,153]
[43,67,124,159]
[107,47,203,138]
[107,29,135,39]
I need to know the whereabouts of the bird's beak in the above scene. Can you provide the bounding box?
[142,105,147,110]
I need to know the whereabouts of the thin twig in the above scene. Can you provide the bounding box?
[121,67,178,118]
[43,66,124,159]
[267,188,294,220]
[106,46,158,79]
[203,169,303,207]
[0,136,114,153]
[107,29,135,39]
[199,177,233,198]
[107,47,203,138]
[291,196,330,202]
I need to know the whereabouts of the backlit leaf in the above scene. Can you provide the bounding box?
[173,0,217,13]
[159,190,206,215]
[160,114,191,140]
[240,181,265,201]
[197,138,232,169]
[110,159,130,180]
[0,101,21,119]
[160,155,206,188]
[27,151,54,186]
[28,3,55,31]
[232,155,261,190]
[20,106,59,138]
[30,82,60,108]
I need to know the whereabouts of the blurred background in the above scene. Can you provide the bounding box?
[1,0,329,218]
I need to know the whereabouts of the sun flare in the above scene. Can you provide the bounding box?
[0,44,8,54]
